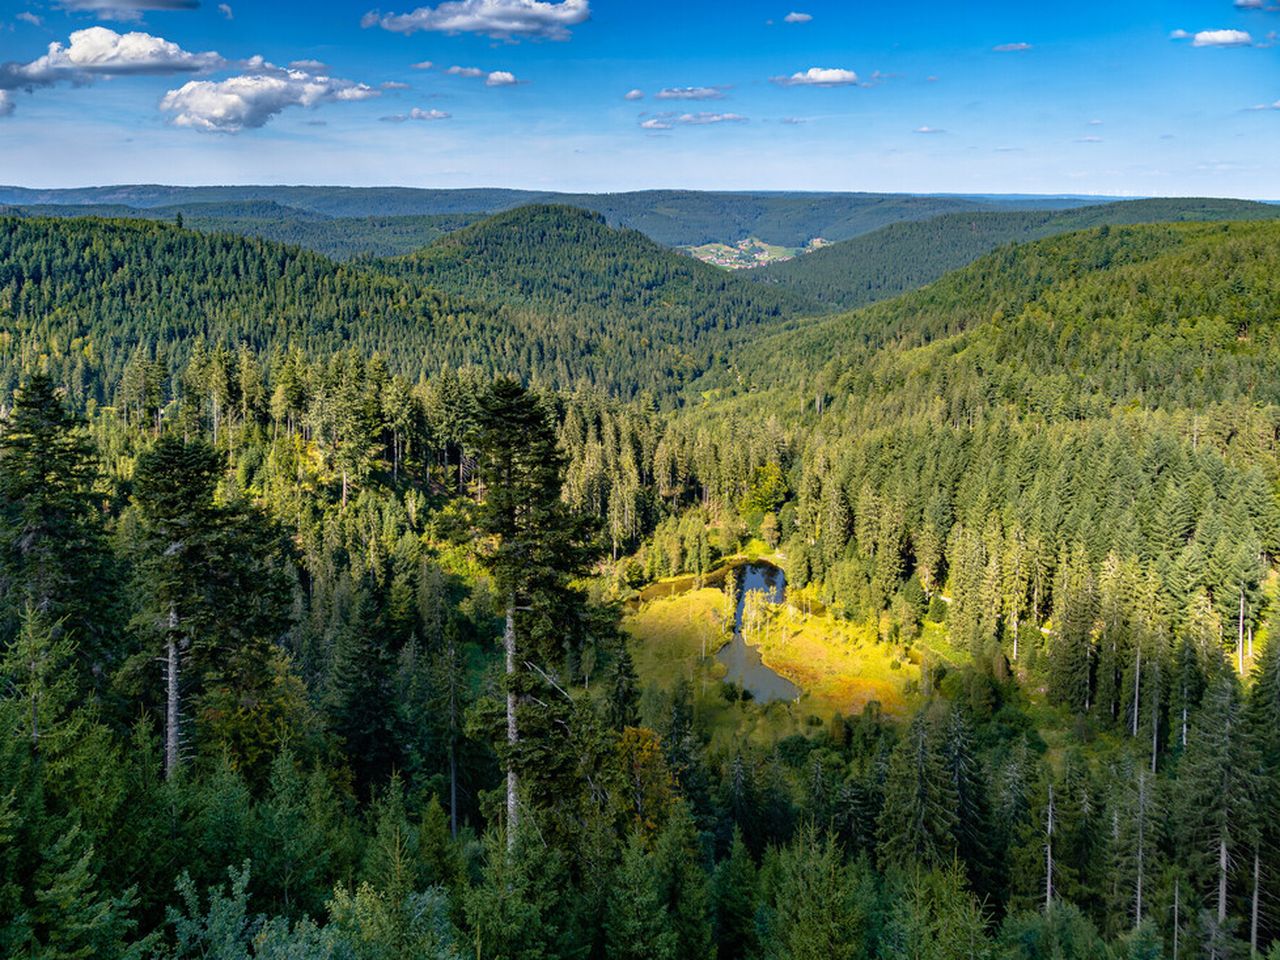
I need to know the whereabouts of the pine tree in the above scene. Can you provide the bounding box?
[471,376,595,848]
[712,828,758,960]
[0,374,111,677]
[605,829,677,960]
[1175,674,1260,960]
[878,711,959,869]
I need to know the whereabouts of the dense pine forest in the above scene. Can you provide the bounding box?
[3,202,1280,960]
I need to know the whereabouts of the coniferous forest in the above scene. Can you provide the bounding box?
[3,198,1280,960]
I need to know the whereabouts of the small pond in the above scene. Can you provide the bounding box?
[715,562,800,703]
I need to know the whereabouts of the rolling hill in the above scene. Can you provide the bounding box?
[748,197,1280,310]
[0,184,1103,252]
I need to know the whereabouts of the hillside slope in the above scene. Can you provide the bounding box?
[0,212,813,405]
[749,197,1280,309]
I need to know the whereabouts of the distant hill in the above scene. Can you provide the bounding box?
[747,197,1280,309]
[377,204,817,393]
[0,210,813,404]
[0,201,484,260]
[0,184,1105,250]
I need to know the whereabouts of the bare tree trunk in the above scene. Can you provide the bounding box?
[1218,836,1229,926]
[1045,782,1055,912]
[504,595,518,851]
[165,606,181,780]
[341,469,348,509]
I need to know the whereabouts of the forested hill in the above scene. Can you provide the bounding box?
[0,212,811,405]
[380,202,814,326]
[0,201,483,261]
[715,220,1280,408]
[750,197,1280,310]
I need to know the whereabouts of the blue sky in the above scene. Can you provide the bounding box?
[0,0,1276,195]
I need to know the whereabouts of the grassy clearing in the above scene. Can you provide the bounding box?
[751,604,918,717]
[624,588,921,745]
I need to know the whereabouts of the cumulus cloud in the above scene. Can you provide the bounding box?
[0,26,224,114]
[639,117,670,129]
[411,60,434,69]
[623,88,643,100]
[57,0,199,20]
[381,106,450,121]
[218,2,232,17]
[7,26,224,80]
[17,11,42,25]
[654,85,725,100]
[363,0,589,41]
[160,66,378,132]
[446,65,485,77]
[1191,28,1253,46]
[993,42,1032,52]
[771,66,858,87]
[290,58,330,71]
[914,125,944,134]
[783,11,811,22]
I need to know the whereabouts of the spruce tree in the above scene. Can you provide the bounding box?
[878,710,959,869]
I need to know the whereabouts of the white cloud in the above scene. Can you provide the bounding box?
[783,11,811,23]
[639,117,670,129]
[0,92,13,117]
[771,66,858,87]
[363,0,589,41]
[160,67,378,132]
[381,106,450,121]
[411,60,434,69]
[676,112,746,124]
[445,64,519,84]
[290,59,330,71]
[218,2,233,18]
[1192,28,1253,46]
[16,11,42,25]
[623,88,643,100]
[0,26,224,115]
[914,125,944,134]
[1235,0,1264,8]
[779,116,806,124]
[993,42,1032,52]
[57,0,199,20]
[381,80,411,89]
[655,86,725,100]
[13,26,224,79]
[1170,29,1191,39]
[1088,118,1103,125]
